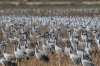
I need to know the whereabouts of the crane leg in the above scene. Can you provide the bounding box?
[17,61,19,66]
[19,62,21,66]
[16,59,18,66]
[58,55,60,66]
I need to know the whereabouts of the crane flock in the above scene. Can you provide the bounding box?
[0,16,100,66]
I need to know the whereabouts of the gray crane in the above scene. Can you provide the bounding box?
[81,59,96,66]
[41,37,52,55]
[2,44,16,62]
[24,39,35,59]
[35,45,49,62]
[69,48,81,66]
[13,40,27,66]
[0,57,17,66]
[76,49,92,61]
[54,38,64,66]
[0,43,17,66]
[81,55,96,66]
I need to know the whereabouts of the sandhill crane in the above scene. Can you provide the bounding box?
[70,37,79,51]
[81,59,96,66]
[1,43,14,65]
[46,39,55,54]
[23,39,35,58]
[0,57,7,66]
[81,52,96,66]
[0,43,17,66]
[76,49,92,61]
[64,47,71,57]
[13,40,27,66]
[1,28,9,41]
[40,37,52,55]
[54,44,64,55]
[35,45,49,62]
[54,38,64,66]
[85,42,94,55]
[64,39,73,56]
[84,33,94,55]
[69,48,81,66]
[0,57,17,66]
[2,44,16,62]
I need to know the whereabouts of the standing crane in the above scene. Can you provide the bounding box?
[35,45,49,62]
[69,48,81,66]
[23,39,35,59]
[81,52,96,66]
[2,44,16,62]
[54,38,64,66]
[14,40,27,66]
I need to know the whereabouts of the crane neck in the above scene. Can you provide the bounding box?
[69,47,73,55]
[18,40,21,49]
[3,45,6,54]
[14,43,17,51]
[24,39,28,48]
[35,45,39,54]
